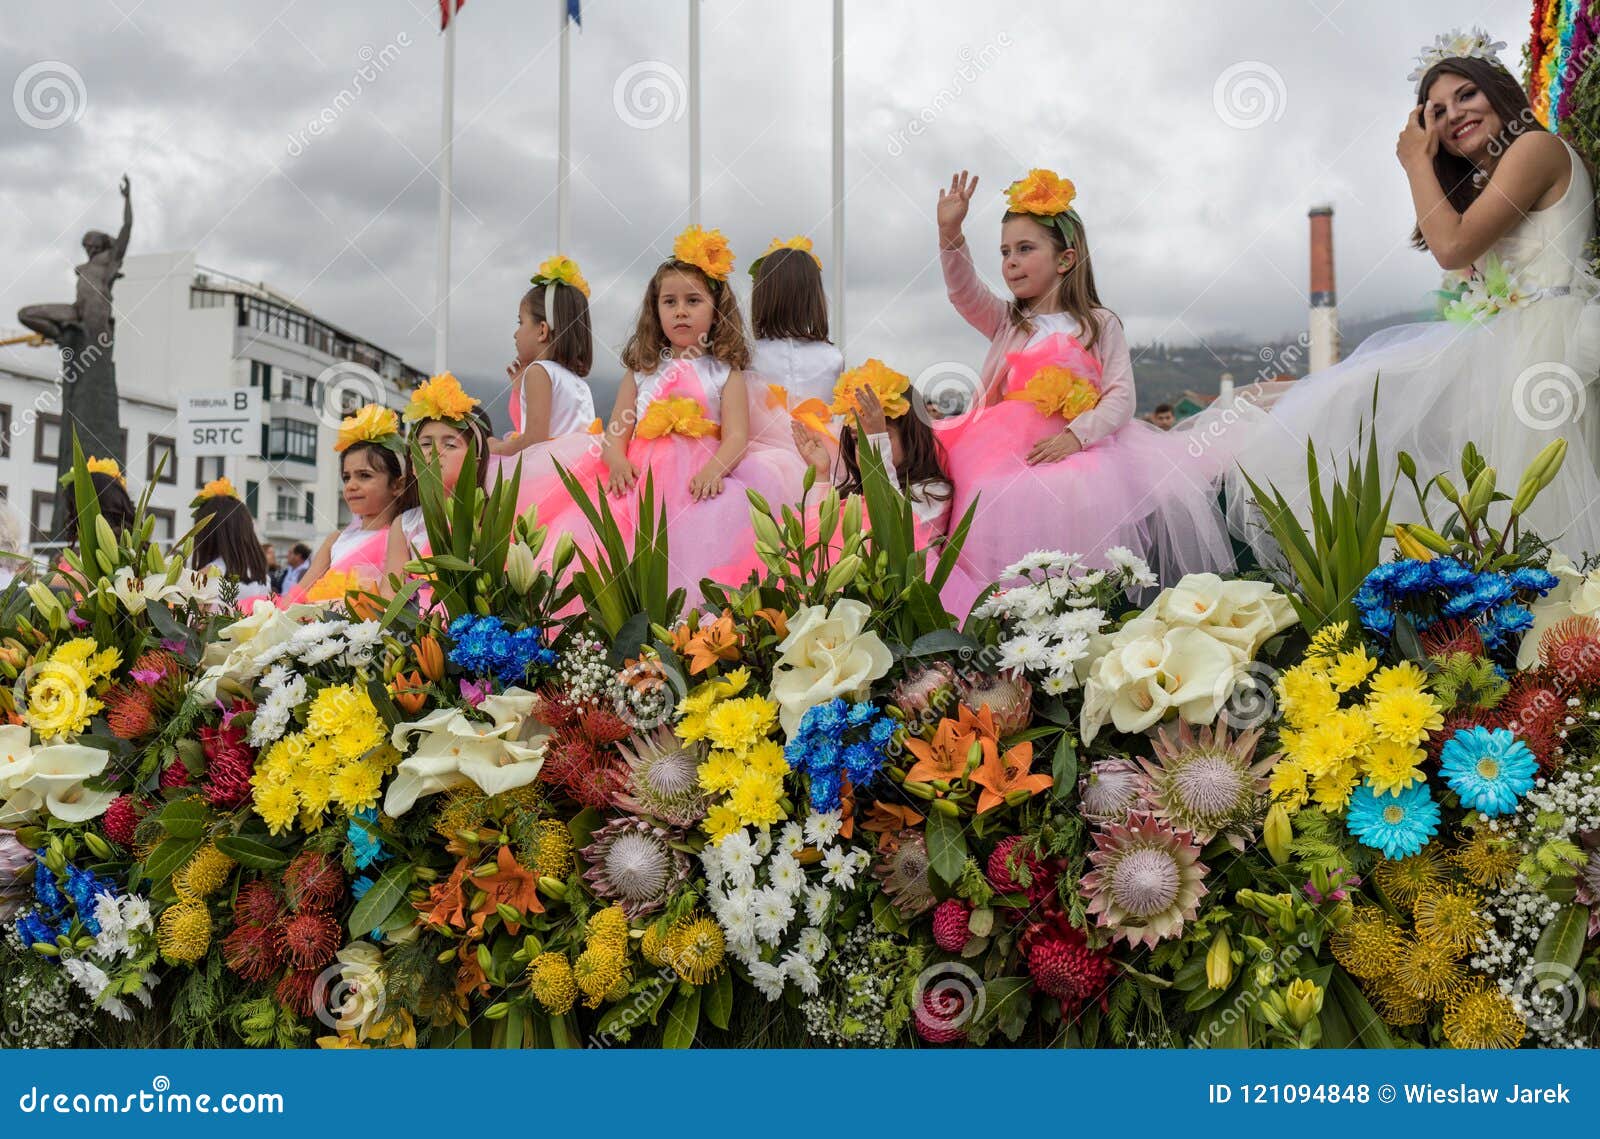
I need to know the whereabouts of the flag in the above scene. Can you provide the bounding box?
[439,0,464,31]
[567,0,581,26]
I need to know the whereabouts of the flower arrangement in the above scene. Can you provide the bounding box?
[404,372,478,424]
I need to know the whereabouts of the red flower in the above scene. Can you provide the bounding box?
[199,723,256,809]
[222,922,283,982]
[1022,918,1117,1014]
[274,969,320,1017]
[932,899,973,952]
[102,794,148,847]
[103,685,158,741]
[234,880,285,927]
[277,911,342,970]
[283,851,344,913]
[159,756,193,789]
[1540,616,1600,695]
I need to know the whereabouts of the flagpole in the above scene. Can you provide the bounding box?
[688,0,700,225]
[434,12,456,373]
[831,0,844,352]
[557,0,572,252]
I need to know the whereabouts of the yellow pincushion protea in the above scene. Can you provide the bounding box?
[336,403,401,452]
[636,396,719,440]
[672,225,735,282]
[404,372,478,424]
[1006,168,1077,216]
[174,842,236,901]
[1005,364,1101,420]
[527,952,578,1015]
[85,456,125,484]
[157,900,212,963]
[533,254,591,298]
[830,358,911,419]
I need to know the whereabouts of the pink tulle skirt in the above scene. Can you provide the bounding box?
[941,402,1232,589]
[490,432,606,526]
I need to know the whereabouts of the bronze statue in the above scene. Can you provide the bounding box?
[18,175,133,534]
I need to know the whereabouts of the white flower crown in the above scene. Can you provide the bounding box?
[1408,25,1508,83]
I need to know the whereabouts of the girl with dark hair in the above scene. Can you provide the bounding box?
[747,238,845,460]
[488,257,600,519]
[190,480,270,603]
[934,168,1233,589]
[61,459,138,543]
[1193,27,1600,565]
[293,404,410,603]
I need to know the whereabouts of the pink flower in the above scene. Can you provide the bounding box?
[460,678,492,707]
[130,668,164,685]
[67,608,89,630]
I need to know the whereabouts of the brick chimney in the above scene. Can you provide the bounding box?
[1308,205,1340,372]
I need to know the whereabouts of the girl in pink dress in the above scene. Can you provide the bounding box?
[292,403,408,605]
[933,169,1232,589]
[542,226,804,601]
[747,236,844,467]
[488,256,600,521]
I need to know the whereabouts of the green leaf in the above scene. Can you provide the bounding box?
[971,976,1032,1042]
[905,629,978,658]
[158,798,209,840]
[924,810,968,888]
[141,837,202,886]
[1534,904,1590,970]
[214,835,291,871]
[704,968,734,1031]
[1329,968,1395,1049]
[1050,732,1077,801]
[662,985,701,1049]
[348,865,414,937]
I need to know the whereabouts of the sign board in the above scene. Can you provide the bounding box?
[179,388,260,457]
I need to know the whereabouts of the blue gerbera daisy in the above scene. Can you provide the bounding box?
[1438,726,1538,817]
[1346,781,1441,859]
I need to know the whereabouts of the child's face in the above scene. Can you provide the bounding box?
[514,300,547,364]
[415,420,471,491]
[341,448,400,518]
[657,270,715,353]
[1000,216,1074,302]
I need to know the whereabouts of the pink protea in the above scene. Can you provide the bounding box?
[1138,721,1275,850]
[931,898,973,952]
[1078,758,1153,826]
[1080,813,1209,949]
[891,661,961,724]
[957,670,1034,737]
[102,794,148,847]
[159,756,193,789]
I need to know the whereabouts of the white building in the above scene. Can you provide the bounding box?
[0,251,425,561]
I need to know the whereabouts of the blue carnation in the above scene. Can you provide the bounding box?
[1346,781,1440,860]
[32,853,62,911]
[347,807,388,870]
[1509,566,1560,596]
[1430,558,1477,589]
[1470,574,1513,609]
[1439,726,1538,816]
[1393,560,1433,595]
[785,699,897,811]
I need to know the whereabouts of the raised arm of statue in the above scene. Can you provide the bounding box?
[113,175,132,263]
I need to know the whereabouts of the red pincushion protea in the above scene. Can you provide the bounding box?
[234,880,285,927]
[283,851,344,913]
[578,705,633,747]
[277,910,342,970]
[1426,709,1494,765]
[222,921,283,982]
[1023,920,1117,1013]
[274,969,320,1017]
[541,735,628,811]
[199,723,256,809]
[1540,616,1600,695]
[1498,675,1564,770]
[102,794,147,847]
[103,685,158,741]
[159,756,193,789]
[1419,618,1486,659]
[932,899,973,952]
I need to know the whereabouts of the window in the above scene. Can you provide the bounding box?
[195,456,225,488]
[250,360,272,391]
[267,418,317,464]
[0,404,10,459]
[148,509,176,543]
[304,378,317,408]
[34,413,62,464]
[146,434,177,485]
[30,490,58,546]
[273,489,300,522]
[305,491,315,524]
[280,373,294,401]
[245,480,260,517]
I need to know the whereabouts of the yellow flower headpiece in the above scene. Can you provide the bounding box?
[532,254,591,298]
[749,235,821,277]
[336,403,403,454]
[85,456,125,485]
[404,372,479,425]
[671,225,735,285]
[191,476,239,510]
[1005,168,1082,246]
[830,358,912,420]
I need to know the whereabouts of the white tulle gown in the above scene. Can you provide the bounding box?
[1189,138,1600,564]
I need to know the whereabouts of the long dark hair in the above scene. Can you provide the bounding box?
[751,248,830,342]
[521,281,594,377]
[342,440,413,515]
[622,261,751,373]
[835,414,952,504]
[1002,211,1109,352]
[60,472,136,542]
[192,495,269,584]
[1410,57,1540,251]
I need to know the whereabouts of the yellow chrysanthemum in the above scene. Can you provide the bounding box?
[307,684,363,738]
[665,912,726,985]
[1327,648,1377,693]
[1362,738,1427,796]
[173,842,236,901]
[85,455,126,484]
[1331,907,1406,980]
[1414,885,1488,955]
[745,738,789,779]
[702,802,743,843]
[1373,847,1448,910]
[1367,687,1444,747]
[672,225,735,282]
[404,372,479,424]
[528,952,578,1015]
[335,403,401,452]
[252,779,300,836]
[729,769,784,827]
[1305,621,1350,662]
[1269,758,1310,811]
[1368,661,1430,697]
[533,254,591,298]
[1005,364,1101,420]
[755,234,821,270]
[302,736,342,776]
[1290,709,1371,779]
[1443,982,1526,1049]
[1005,168,1077,216]
[697,749,744,794]
[637,396,719,440]
[1309,763,1362,811]
[1276,664,1341,729]
[703,695,778,755]
[830,358,912,419]
[157,900,212,963]
[196,476,239,502]
[329,760,385,813]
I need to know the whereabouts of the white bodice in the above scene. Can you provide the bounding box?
[527,360,596,437]
[1481,139,1597,290]
[330,519,373,563]
[1022,311,1082,348]
[634,355,731,423]
[750,338,844,405]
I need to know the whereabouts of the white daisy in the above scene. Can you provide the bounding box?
[777,822,804,854]
[796,926,830,962]
[804,886,831,925]
[747,959,785,1001]
[820,846,858,889]
[752,889,796,944]
[779,950,821,996]
[767,852,806,897]
[804,810,843,847]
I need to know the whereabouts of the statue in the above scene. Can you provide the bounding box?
[18,175,132,533]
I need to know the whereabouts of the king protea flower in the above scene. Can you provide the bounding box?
[1138,721,1275,850]
[957,670,1034,737]
[580,816,689,919]
[1080,813,1208,948]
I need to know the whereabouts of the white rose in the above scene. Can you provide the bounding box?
[770,599,893,736]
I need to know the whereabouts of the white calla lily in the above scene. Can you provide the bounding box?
[383,687,550,816]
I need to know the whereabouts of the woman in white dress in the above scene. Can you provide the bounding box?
[1195,33,1600,564]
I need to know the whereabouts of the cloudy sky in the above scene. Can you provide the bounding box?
[0,0,1528,418]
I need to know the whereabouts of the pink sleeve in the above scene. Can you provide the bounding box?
[940,240,1008,340]
[1068,312,1135,447]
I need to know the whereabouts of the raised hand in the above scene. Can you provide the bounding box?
[791,421,829,473]
[120,174,130,198]
[853,384,888,436]
[1396,107,1439,169]
[937,170,978,244]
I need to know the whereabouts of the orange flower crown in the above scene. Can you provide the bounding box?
[1005,168,1082,246]
[830,359,912,420]
[532,254,591,298]
[191,476,240,510]
[671,225,735,287]
[404,372,479,425]
[85,456,125,485]
[335,403,403,454]
[748,234,821,277]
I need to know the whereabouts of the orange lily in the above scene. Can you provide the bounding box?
[903,718,978,785]
[415,634,445,682]
[421,859,469,931]
[685,609,741,674]
[390,671,429,715]
[467,845,544,935]
[754,607,789,639]
[972,739,1054,814]
[861,802,925,853]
